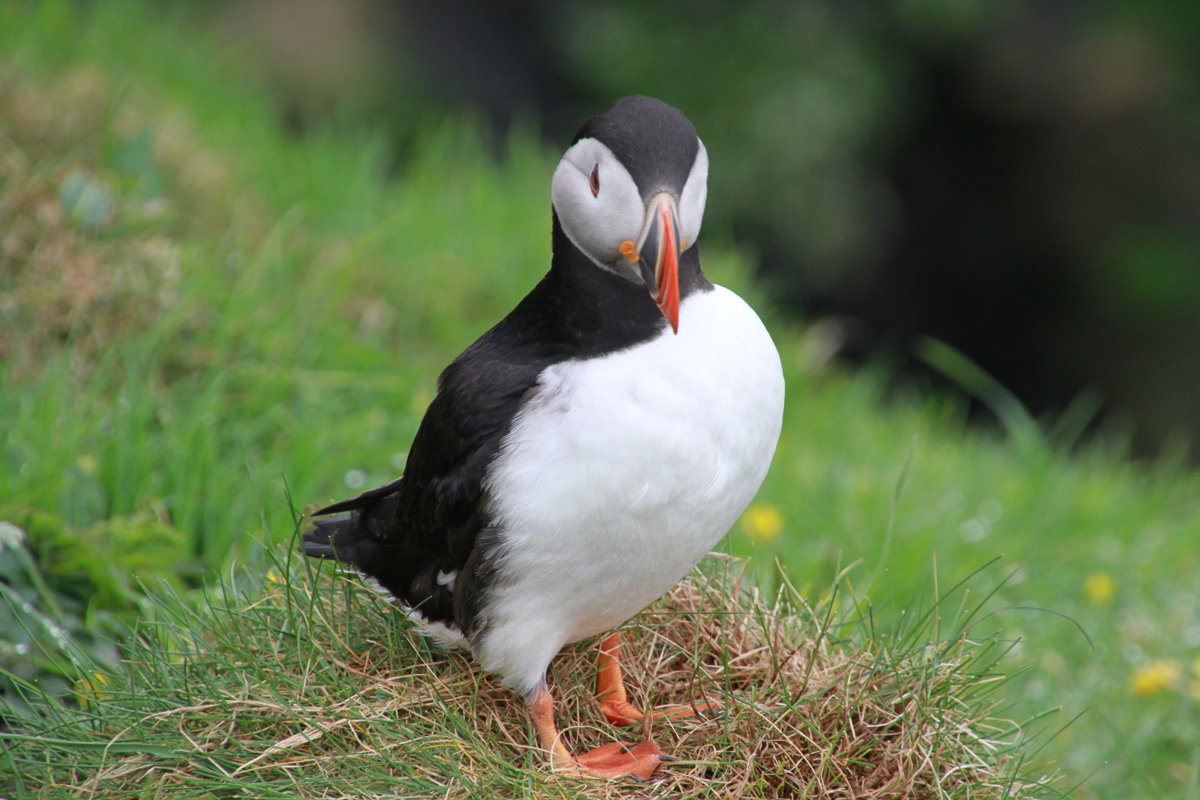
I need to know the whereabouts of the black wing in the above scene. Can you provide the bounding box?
[303,315,551,629]
[302,227,680,629]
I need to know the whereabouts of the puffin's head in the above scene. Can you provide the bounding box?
[552,96,708,333]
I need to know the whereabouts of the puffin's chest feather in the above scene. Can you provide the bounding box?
[477,286,783,643]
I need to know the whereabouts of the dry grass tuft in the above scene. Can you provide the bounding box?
[521,560,1043,799]
[4,553,1056,799]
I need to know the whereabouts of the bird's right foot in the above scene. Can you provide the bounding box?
[573,740,675,781]
[532,689,676,782]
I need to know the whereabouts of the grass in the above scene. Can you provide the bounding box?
[1,1,1199,797]
[1,550,1053,799]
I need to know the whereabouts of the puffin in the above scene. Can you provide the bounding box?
[304,96,784,780]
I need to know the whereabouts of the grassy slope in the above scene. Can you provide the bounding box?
[1,1,1198,797]
[2,555,1047,799]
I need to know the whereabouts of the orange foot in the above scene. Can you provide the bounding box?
[575,740,676,781]
[596,631,722,726]
[531,689,675,781]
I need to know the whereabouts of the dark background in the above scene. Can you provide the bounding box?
[216,0,1200,456]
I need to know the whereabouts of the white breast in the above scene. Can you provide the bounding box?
[472,286,784,696]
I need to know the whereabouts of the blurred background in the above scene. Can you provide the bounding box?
[214,0,1200,456]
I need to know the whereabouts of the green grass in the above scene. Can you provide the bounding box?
[2,1,1199,797]
[2,549,1053,799]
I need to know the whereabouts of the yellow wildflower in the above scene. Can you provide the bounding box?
[1130,660,1181,697]
[740,503,784,543]
[74,671,110,706]
[1082,572,1116,603]
[266,568,284,584]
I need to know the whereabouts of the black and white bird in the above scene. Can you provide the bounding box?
[304,96,784,779]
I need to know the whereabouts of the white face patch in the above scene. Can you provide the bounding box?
[678,140,708,249]
[552,138,643,269]
[551,137,709,271]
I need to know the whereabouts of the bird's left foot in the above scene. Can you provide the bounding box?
[596,631,721,726]
[600,697,721,726]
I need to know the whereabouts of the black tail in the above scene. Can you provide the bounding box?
[301,478,457,626]
[302,475,405,565]
[302,513,382,566]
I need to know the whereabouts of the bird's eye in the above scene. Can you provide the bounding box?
[589,164,600,197]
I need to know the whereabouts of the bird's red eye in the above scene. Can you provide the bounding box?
[589,164,600,197]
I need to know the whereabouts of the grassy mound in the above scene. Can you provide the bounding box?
[1,550,1051,799]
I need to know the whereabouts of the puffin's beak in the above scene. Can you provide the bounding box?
[634,193,682,333]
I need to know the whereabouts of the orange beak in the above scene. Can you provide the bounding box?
[634,194,682,333]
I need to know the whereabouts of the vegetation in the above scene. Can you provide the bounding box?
[2,556,1051,799]
[1,2,1198,797]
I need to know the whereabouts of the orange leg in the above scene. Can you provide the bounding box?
[596,632,647,725]
[530,688,671,781]
[595,631,719,726]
